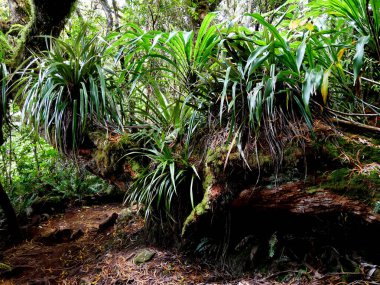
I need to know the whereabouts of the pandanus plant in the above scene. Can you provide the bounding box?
[218,13,322,160]
[107,14,221,219]
[18,28,121,152]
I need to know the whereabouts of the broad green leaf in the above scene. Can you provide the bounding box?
[296,37,307,72]
[353,35,369,82]
[220,66,231,122]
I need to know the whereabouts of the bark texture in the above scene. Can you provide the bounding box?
[69,119,380,267]
[76,123,380,237]
[231,182,380,223]
[186,0,222,30]
[7,0,30,25]
[14,0,77,63]
[0,181,22,241]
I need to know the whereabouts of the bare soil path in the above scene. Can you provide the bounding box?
[0,204,238,285]
[0,204,369,284]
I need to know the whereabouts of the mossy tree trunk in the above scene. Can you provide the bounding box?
[14,0,77,63]
[74,122,380,267]
[0,0,77,244]
[186,0,222,30]
[7,0,30,25]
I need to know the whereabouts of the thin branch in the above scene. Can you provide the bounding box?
[344,69,380,86]
[331,117,380,133]
[326,107,380,117]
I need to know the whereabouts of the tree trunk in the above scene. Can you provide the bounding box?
[0,0,29,34]
[186,0,222,31]
[7,0,30,25]
[73,120,380,267]
[1,0,78,243]
[0,181,22,242]
[99,0,114,32]
[111,0,120,28]
[14,0,77,64]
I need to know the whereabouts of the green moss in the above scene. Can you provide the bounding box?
[359,146,380,163]
[202,161,215,189]
[11,0,34,67]
[306,187,323,194]
[131,160,141,174]
[118,133,131,145]
[0,263,12,272]
[90,132,132,175]
[324,141,340,159]
[181,187,210,236]
[182,148,218,236]
[329,168,351,182]
[323,137,380,165]
[321,167,380,205]
[124,158,142,180]
[205,144,273,176]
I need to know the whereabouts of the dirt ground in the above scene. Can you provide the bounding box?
[0,204,371,284]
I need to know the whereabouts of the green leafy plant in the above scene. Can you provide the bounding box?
[308,0,380,117]
[126,132,200,219]
[0,112,110,215]
[111,15,219,219]
[112,13,222,102]
[310,0,380,61]
[124,89,203,219]
[213,12,325,167]
[0,32,11,62]
[18,27,122,152]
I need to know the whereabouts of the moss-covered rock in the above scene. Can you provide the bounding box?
[133,249,156,265]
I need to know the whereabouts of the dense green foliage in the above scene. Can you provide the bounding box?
[17,28,122,152]
[0,105,111,214]
[0,0,379,222]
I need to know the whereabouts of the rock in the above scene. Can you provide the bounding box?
[37,229,72,244]
[70,229,84,240]
[133,249,156,265]
[118,208,133,221]
[98,213,118,232]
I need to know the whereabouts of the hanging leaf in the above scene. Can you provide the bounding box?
[353,35,369,83]
[302,68,322,115]
[296,36,307,72]
[337,48,347,62]
[321,68,331,105]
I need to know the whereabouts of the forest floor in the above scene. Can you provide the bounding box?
[0,203,375,285]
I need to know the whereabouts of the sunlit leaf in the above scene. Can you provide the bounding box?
[321,68,331,105]
[353,35,369,83]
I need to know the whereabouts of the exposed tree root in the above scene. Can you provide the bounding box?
[231,182,380,224]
